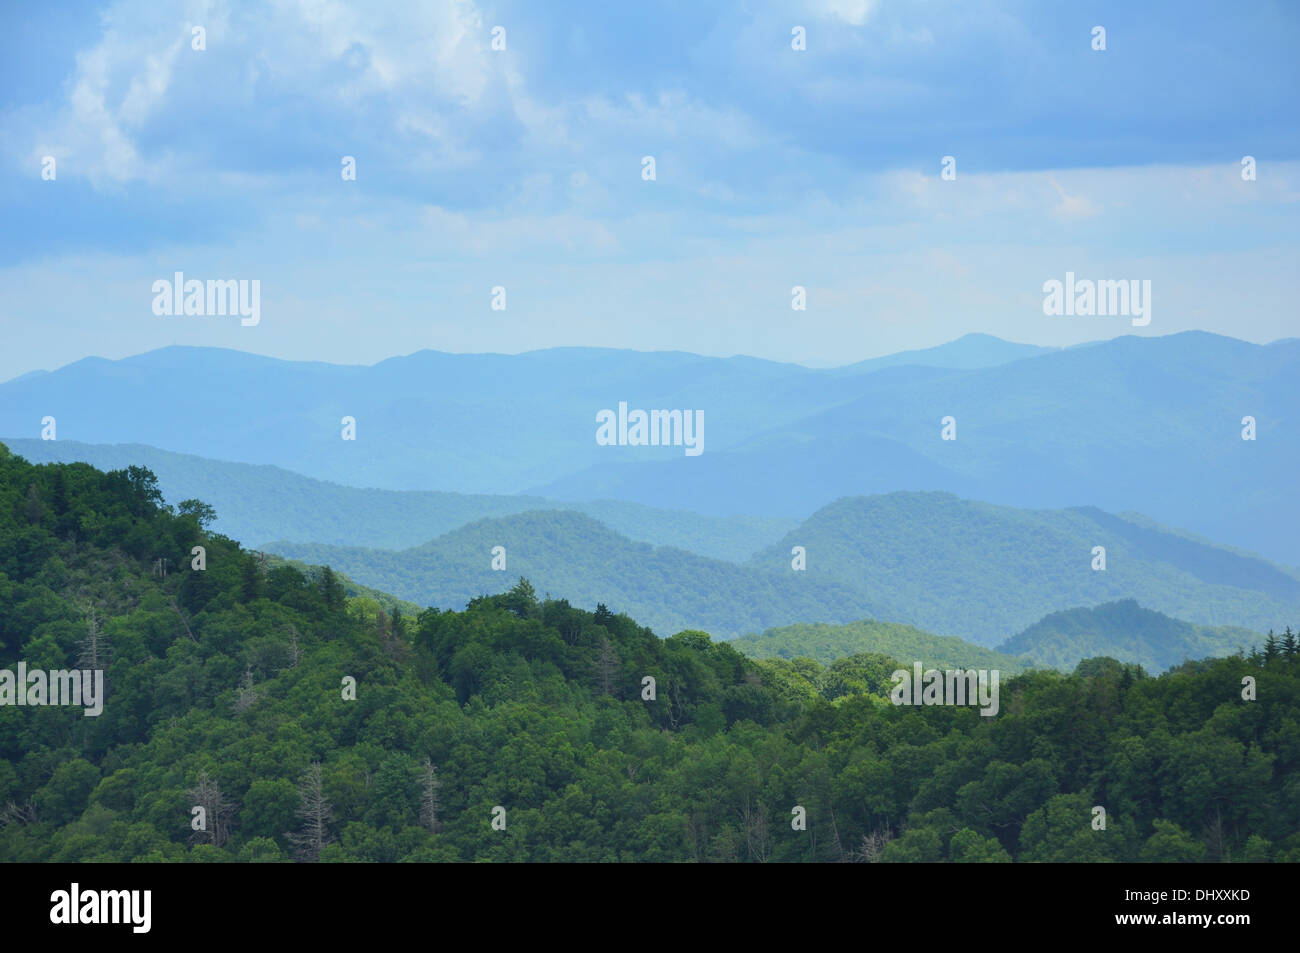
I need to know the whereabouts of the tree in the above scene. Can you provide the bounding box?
[287,763,334,863]
[1141,819,1205,863]
[177,499,218,530]
[240,555,262,603]
[187,770,235,848]
[594,637,620,697]
[23,484,43,525]
[319,566,345,610]
[1264,631,1280,663]
[76,604,109,671]
[419,759,442,834]
[1282,627,1297,659]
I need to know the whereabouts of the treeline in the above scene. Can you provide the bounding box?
[0,445,1297,862]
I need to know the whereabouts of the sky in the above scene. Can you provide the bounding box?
[0,0,1297,381]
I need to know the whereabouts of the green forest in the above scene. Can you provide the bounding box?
[0,443,1297,862]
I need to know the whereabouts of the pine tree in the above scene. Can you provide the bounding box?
[1264,630,1280,663]
[1282,626,1297,659]
[319,566,345,610]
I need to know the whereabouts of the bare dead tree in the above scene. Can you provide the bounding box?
[594,637,620,697]
[186,770,235,848]
[740,797,771,863]
[286,762,334,862]
[0,798,39,829]
[419,759,442,834]
[76,604,110,671]
[232,665,265,714]
[170,596,197,642]
[285,625,303,669]
[667,678,685,729]
[850,822,895,863]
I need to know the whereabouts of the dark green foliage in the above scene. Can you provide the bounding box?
[1,445,1297,863]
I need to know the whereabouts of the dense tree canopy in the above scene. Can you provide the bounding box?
[0,446,1296,862]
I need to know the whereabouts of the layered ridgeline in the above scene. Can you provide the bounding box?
[2,448,1298,863]
[269,492,1297,646]
[267,510,883,639]
[998,600,1262,672]
[3,332,1296,562]
[5,439,794,561]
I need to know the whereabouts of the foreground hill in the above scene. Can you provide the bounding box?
[733,619,1028,673]
[998,600,1262,672]
[3,439,793,561]
[2,446,1297,863]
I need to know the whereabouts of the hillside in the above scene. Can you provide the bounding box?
[997,600,1262,672]
[2,445,1297,864]
[3,439,793,561]
[265,510,882,640]
[734,619,1028,673]
[746,492,1297,645]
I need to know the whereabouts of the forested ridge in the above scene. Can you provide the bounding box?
[1,444,1297,863]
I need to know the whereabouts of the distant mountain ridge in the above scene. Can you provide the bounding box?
[9,332,1290,562]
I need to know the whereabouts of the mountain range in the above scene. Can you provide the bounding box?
[4,331,1292,562]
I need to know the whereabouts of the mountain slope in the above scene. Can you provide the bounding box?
[745,492,1297,645]
[267,491,1294,648]
[266,510,884,640]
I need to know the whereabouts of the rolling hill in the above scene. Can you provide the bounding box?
[996,599,1263,672]
[732,619,1029,673]
[265,510,884,640]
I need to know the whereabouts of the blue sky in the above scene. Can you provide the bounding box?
[0,0,1297,379]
